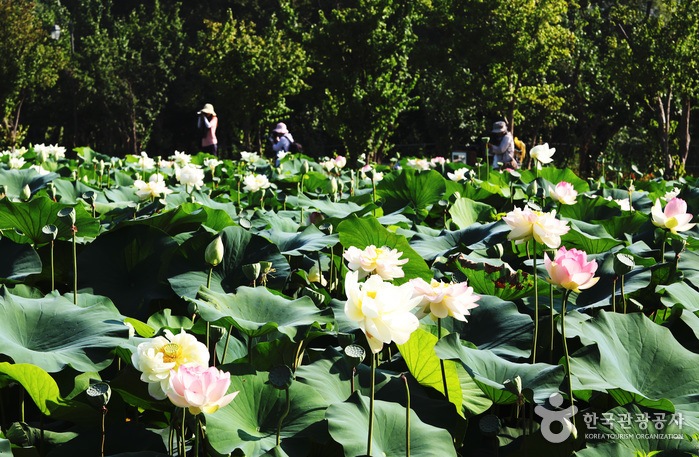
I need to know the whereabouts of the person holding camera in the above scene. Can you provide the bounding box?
[488,120,518,170]
[197,103,218,156]
[269,122,294,154]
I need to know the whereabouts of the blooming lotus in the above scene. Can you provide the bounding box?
[662,188,681,201]
[344,271,421,353]
[651,197,696,234]
[177,165,205,189]
[165,364,239,415]
[308,264,327,286]
[203,158,222,172]
[410,278,480,321]
[502,207,570,248]
[134,173,172,200]
[529,143,556,169]
[406,158,431,171]
[447,168,469,182]
[545,246,599,293]
[131,329,210,400]
[333,155,347,169]
[137,152,155,170]
[549,182,578,205]
[242,173,271,193]
[344,245,409,280]
[172,150,192,167]
[430,157,446,167]
[240,151,259,163]
[30,164,50,176]
[8,156,25,169]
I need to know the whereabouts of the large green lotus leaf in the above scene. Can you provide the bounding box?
[376,168,446,217]
[534,167,589,192]
[0,363,93,420]
[0,196,100,244]
[258,224,339,256]
[77,224,179,320]
[565,311,699,432]
[163,189,237,219]
[593,211,652,242]
[0,438,10,455]
[450,258,546,303]
[576,404,697,457]
[0,288,129,372]
[561,220,624,254]
[569,263,653,310]
[435,333,565,405]
[120,202,234,235]
[660,282,699,313]
[398,328,493,418]
[51,178,104,205]
[288,193,371,219]
[337,215,431,284]
[187,286,331,340]
[204,368,328,457]
[441,295,534,361]
[559,195,621,222]
[409,221,510,261]
[325,391,457,457]
[0,237,42,281]
[168,225,290,298]
[0,168,59,199]
[449,197,496,229]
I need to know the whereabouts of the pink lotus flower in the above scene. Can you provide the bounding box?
[549,182,578,205]
[165,364,239,415]
[651,197,696,234]
[502,207,570,249]
[544,246,599,293]
[410,278,480,321]
[343,245,409,280]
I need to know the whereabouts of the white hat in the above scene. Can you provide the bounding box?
[273,122,289,134]
[492,121,507,133]
[199,103,216,116]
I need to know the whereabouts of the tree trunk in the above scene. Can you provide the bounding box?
[679,95,691,166]
[655,92,672,178]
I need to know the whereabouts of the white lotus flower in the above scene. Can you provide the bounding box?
[502,207,570,249]
[308,264,327,286]
[529,143,556,169]
[549,181,578,205]
[204,158,222,172]
[8,156,25,169]
[240,151,259,163]
[344,271,421,353]
[172,150,192,168]
[406,158,431,171]
[344,245,409,280]
[662,188,681,201]
[177,165,205,189]
[242,174,271,192]
[131,329,210,400]
[447,168,470,182]
[333,156,347,169]
[410,278,480,321]
[134,173,172,200]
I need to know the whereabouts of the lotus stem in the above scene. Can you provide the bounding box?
[561,289,575,427]
[549,282,554,363]
[248,335,253,365]
[100,405,107,457]
[532,239,539,364]
[168,414,175,456]
[276,388,290,446]
[181,408,186,457]
[612,277,617,313]
[221,324,234,365]
[206,267,213,362]
[194,414,200,457]
[402,373,411,457]
[437,318,449,402]
[20,387,25,422]
[621,274,627,314]
[368,352,376,456]
[50,240,55,291]
[72,226,78,305]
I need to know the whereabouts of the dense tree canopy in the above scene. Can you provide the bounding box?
[3,0,699,178]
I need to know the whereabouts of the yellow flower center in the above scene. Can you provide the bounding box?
[161,343,182,364]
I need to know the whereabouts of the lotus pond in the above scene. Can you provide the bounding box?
[0,145,698,457]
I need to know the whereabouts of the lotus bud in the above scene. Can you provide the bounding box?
[205,236,224,267]
[99,160,105,173]
[613,253,635,276]
[242,263,261,282]
[527,180,538,198]
[20,184,32,201]
[57,207,76,225]
[301,160,309,175]
[46,183,56,201]
[330,177,338,194]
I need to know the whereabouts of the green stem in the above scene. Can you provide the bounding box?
[561,290,575,427]
[248,335,253,365]
[612,278,617,313]
[194,414,200,457]
[72,228,78,305]
[276,388,290,446]
[549,282,554,363]
[621,274,627,314]
[20,387,25,422]
[402,374,411,457]
[532,239,539,364]
[100,406,107,457]
[168,414,175,456]
[181,408,186,457]
[368,353,376,456]
[50,240,55,291]
[437,319,449,402]
[221,324,233,365]
[207,267,213,363]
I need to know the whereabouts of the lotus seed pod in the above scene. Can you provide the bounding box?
[205,236,224,267]
[613,253,635,275]
[20,184,31,201]
[86,382,111,408]
[268,365,294,390]
[242,263,261,281]
[57,207,76,225]
[503,375,522,396]
[671,238,687,255]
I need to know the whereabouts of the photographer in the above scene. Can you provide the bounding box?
[197,104,218,156]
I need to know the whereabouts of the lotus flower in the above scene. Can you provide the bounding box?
[172,150,192,167]
[651,198,696,234]
[549,182,578,205]
[133,173,172,200]
[529,143,556,169]
[137,152,155,170]
[344,271,421,353]
[344,245,409,280]
[410,278,480,321]
[165,364,239,415]
[240,151,259,162]
[502,207,570,249]
[131,329,210,400]
[242,173,271,193]
[177,164,205,189]
[544,246,599,293]
[447,168,469,182]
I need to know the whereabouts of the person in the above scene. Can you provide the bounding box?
[269,122,294,154]
[197,103,218,156]
[488,121,518,170]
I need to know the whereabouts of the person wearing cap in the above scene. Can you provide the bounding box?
[197,103,218,156]
[270,122,294,154]
[488,120,516,170]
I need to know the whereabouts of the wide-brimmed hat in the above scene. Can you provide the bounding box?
[492,121,507,133]
[199,103,216,116]
[273,122,289,134]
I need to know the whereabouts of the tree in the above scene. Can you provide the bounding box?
[309,0,420,162]
[195,8,311,153]
[0,0,67,149]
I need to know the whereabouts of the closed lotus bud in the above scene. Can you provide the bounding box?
[527,180,538,198]
[242,263,261,282]
[330,177,338,194]
[20,184,31,201]
[205,236,224,267]
[301,160,309,175]
[613,253,635,275]
[99,160,105,173]
[46,182,56,201]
